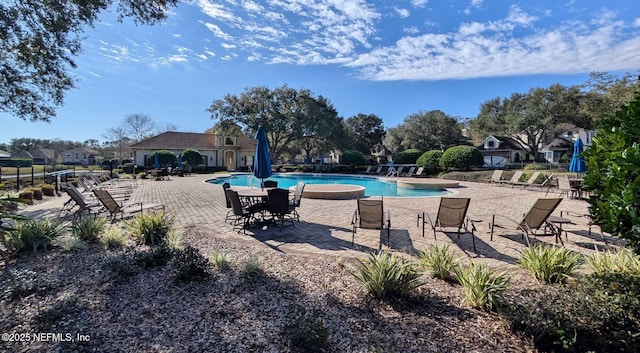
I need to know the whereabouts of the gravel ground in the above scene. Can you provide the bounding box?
[1,226,539,353]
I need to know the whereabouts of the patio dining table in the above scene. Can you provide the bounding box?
[236,188,273,228]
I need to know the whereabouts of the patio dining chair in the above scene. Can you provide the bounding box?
[351,198,391,250]
[226,188,256,233]
[289,182,305,221]
[267,188,296,231]
[417,197,476,252]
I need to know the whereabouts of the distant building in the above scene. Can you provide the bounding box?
[129,131,256,170]
[0,150,10,159]
[14,148,58,165]
[477,135,531,168]
[63,146,102,165]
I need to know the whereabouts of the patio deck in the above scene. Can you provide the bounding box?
[19,174,612,268]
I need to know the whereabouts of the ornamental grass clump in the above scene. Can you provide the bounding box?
[98,226,126,250]
[520,244,581,284]
[352,250,423,300]
[240,255,262,278]
[418,244,457,280]
[454,261,510,310]
[71,216,107,243]
[584,247,640,275]
[125,211,174,246]
[210,248,231,271]
[12,219,66,252]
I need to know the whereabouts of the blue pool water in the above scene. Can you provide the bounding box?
[208,173,451,197]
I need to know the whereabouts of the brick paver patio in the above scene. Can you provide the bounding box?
[21,173,611,268]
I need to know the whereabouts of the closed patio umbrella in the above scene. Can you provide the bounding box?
[254,126,272,189]
[568,138,586,176]
[177,153,182,167]
[154,151,160,169]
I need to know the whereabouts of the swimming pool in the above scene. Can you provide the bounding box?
[208,173,452,197]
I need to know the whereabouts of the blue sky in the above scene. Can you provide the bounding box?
[4,0,640,145]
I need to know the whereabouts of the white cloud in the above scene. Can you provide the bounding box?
[395,7,410,19]
[404,26,420,34]
[347,8,640,81]
[411,0,427,8]
[202,22,234,40]
[197,0,242,23]
[221,43,237,49]
[634,17,640,26]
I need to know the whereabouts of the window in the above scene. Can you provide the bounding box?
[225,137,234,145]
[487,140,495,148]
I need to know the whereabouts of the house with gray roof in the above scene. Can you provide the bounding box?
[129,131,256,171]
[14,148,58,165]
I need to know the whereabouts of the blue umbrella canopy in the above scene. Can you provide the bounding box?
[177,153,182,167]
[253,126,273,181]
[154,151,160,169]
[569,138,586,173]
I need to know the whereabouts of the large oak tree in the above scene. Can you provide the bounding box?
[1,0,177,122]
[207,85,343,164]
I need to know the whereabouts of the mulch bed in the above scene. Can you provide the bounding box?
[1,227,538,352]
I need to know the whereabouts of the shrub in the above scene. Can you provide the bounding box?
[499,273,640,352]
[439,145,484,171]
[181,149,203,167]
[519,244,581,284]
[340,150,366,166]
[418,244,457,280]
[39,184,56,196]
[584,247,640,275]
[524,163,546,170]
[12,219,66,252]
[352,251,423,300]
[583,91,640,253]
[416,150,443,175]
[170,245,210,281]
[210,248,231,271]
[280,306,330,353]
[125,211,175,246]
[17,190,33,204]
[454,261,510,310]
[29,187,43,200]
[393,148,422,164]
[146,150,177,167]
[71,216,107,242]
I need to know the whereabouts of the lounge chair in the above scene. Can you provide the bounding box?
[512,171,540,189]
[373,166,384,175]
[556,175,580,199]
[417,197,476,252]
[410,167,424,177]
[497,170,523,187]
[351,198,391,249]
[402,166,415,177]
[267,188,296,230]
[93,189,165,221]
[482,170,504,184]
[360,166,372,174]
[490,198,563,247]
[59,184,103,219]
